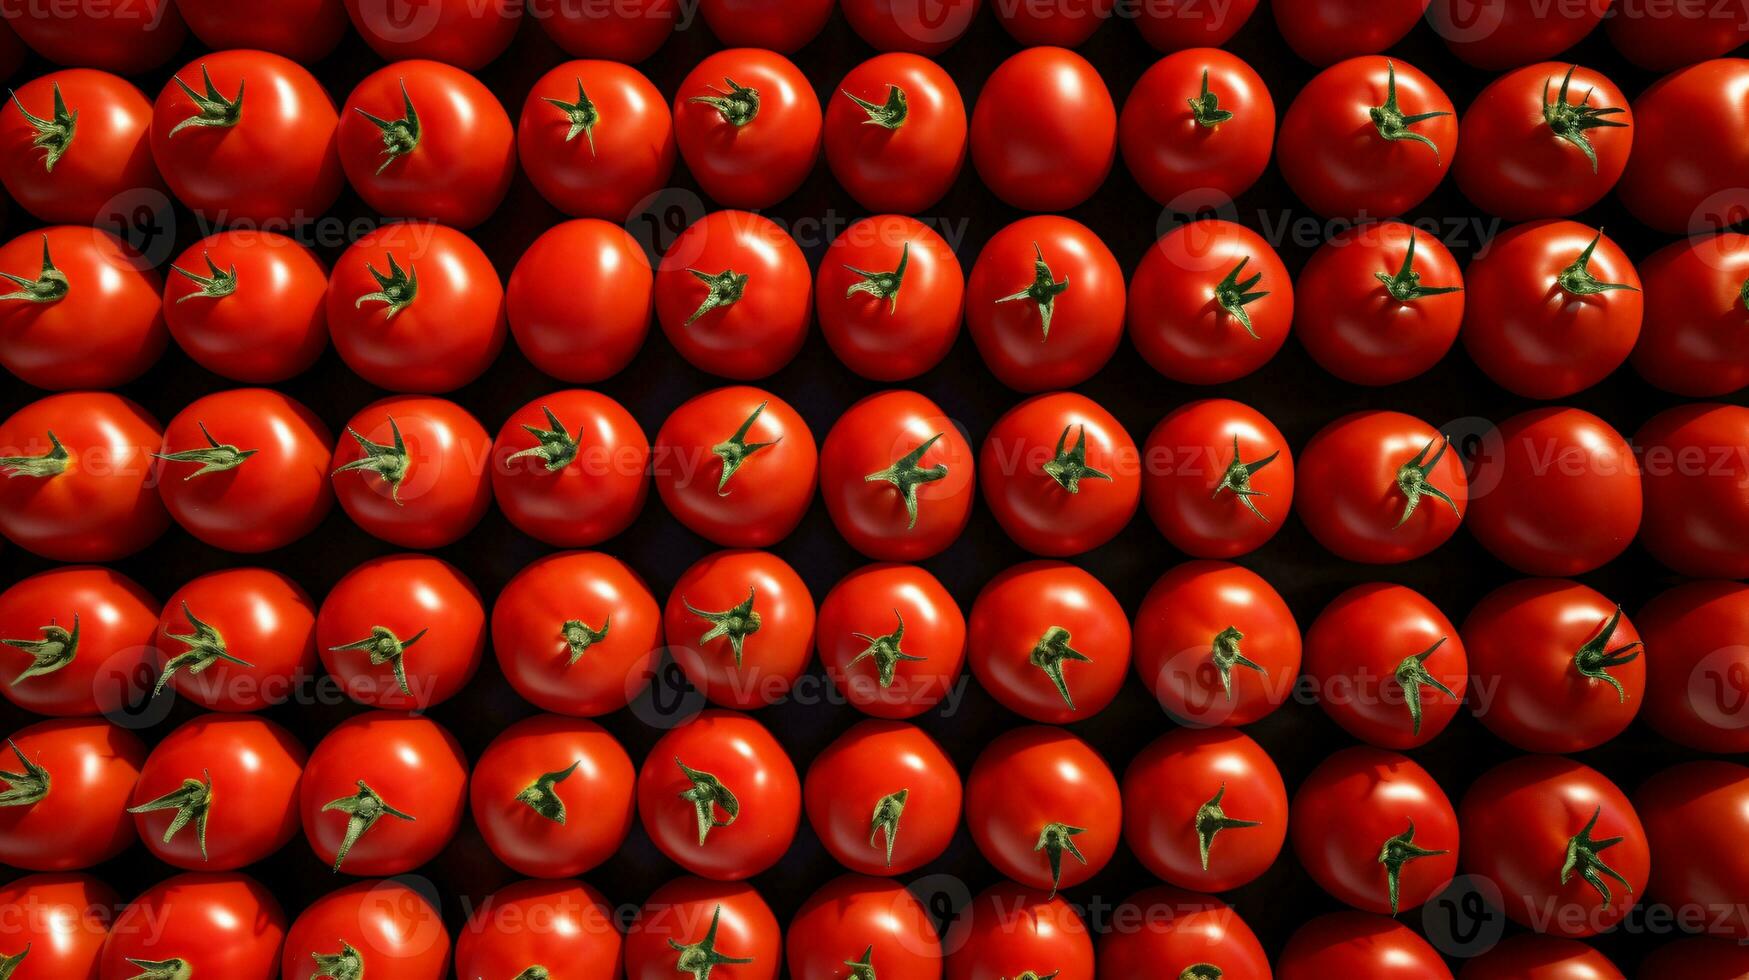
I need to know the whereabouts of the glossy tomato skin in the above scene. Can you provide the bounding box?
[1429,0,1609,70]
[1636,403,1749,578]
[654,387,816,548]
[625,877,778,980]
[163,230,329,382]
[1129,220,1293,384]
[156,568,319,712]
[0,0,184,75]
[655,210,812,380]
[827,54,966,214]
[1276,912,1452,980]
[1466,407,1641,575]
[1297,410,1468,564]
[98,872,285,979]
[0,226,164,390]
[965,215,1125,392]
[1135,0,1258,52]
[1119,49,1274,207]
[345,0,520,68]
[1122,727,1286,892]
[1631,232,1749,396]
[1456,934,1624,979]
[787,874,941,978]
[1637,760,1749,940]
[637,710,800,880]
[282,879,451,980]
[0,873,117,979]
[1305,583,1468,748]
[532,0,675,62]
[1456,63,1631,220]
[942,882,1094,980]
[818,215,965,380]
[1097,887,1271,980]
[1637,580,1749,754]
[1275,0,1428,65]
[299,711,468,875]
[819,390,974,561]
[971,47,1114,211]
[509,219,652,383]
[1618,59,1749,235]
[673,49,821,209]
[979,392,1139,556]
[699,0,833,50]
[818,563,965,718]
[0,566,157,716]
[519,59,675,221]
[492,390,650,547]
[317,554,485,710]
[664,549,815,709]
[967,561,1128,724]
[177,0,349,61]
[0,718,144,870]
[128,713,306,870]
[1607,2,1749,70]
[0,69,160,225]
[1133,561,1300,727]
[841,0,979,53]
[455,879,622,980]
[470,714,636,879]
[329,396,494,550]
[1142,398,1294,557]
[965,726,1120,893]
[805,719,961,875]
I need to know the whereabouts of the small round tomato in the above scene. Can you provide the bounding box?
[163,230,329,383]
[127,713,305,870]
[519,59,675,221]
[1142,398,1293,557]
[492,389,650,547]
[970,47,1114,211]
[943,882,1094,980]
[625,877,779,980]
[655,210,812,380]
[637,709,800,880]
[1119,49,1275,208]
[317,554,485,710]
[805,719,961,876]
[531,0,675,62]
[967,561,1128,724]
[455,879,620,980]
[344,0,519,68]
[1278,57,1456,219]
[1456,63,1631,221]
[1275,0,1427,65]
[673,49,821,209]
[1135,0,1258,51]
[1637,403,1749,579]
[1638,760,1749,940]
[788,874,941,978]
[0,718,144,871]
[965,726,1120,896]
[818,214,965,381]
[1632,232,1749,397]
[979,392,1140,556]
[299,711,467,875]
[1457,935,1624,979]
[819,390,974,562]
[154,568,318,712]
[1640,937,1749,980]
[509,219,652,383]
[470,713,636,879]
[329,395,494,550]
[0,227,164,391]
[1122,727,1287,892]
[177,0,349,61]
[1637,580,1749,754]
[1618,59,1749,235]
[0,69,160,225]
[1305,583,1468,749]
[1607,2,1749,70]
[0,0,184,75]
[99,873,284,979]
[1461,756,1648,938]
[1296,410,1468,564]
[1132,560,1301,727]
[664,549,815,709]
[1429,0,1608,70]
[282,879,451,980]
[337,60,515,228]
[1128,220,1293,384]
[0,566,157,717]
[818,563,965,719]
[0,873,116,978]
[1466,407,1641,576]
[1098,887,1271,980]
[1294,221,1466,385]
[1277,913,1452,980]
[698,0,833,50]
[654,387,816,548]
[827,54,966,214]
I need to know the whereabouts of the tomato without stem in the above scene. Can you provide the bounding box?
[994,0,1110,44]
[673,49,821,209]
[1631,232,1749,397]
[1636,403,1749,579]
[818,215,964,381]
[1119,49,1274,208]
[329,396,494,549]
[470,714,636,879]
[163,230,329,383]
[664,549,815,709]
[127,713,305,871]
[967,561,1127,724]
[1135,0,1258,52]
[1097,887,1271,980]
[281,879,451,980]
[819,390,974,561]
[1297,410,1468,564]
[531,0,675,62]
[1429,0,1609,70]
[1456,934,1624,979]
[0,718,144,871]
[519,59,675,222]
[1637,760,1749,940]
[1142,398,1293,557]
[1276,913,1452,979]
[344,0,520,69]
[99,873,284,979]
[942,882,1094,980]
[0,226,164,390]
[300,711,467,876]
[818,563,965,718]
[980,392,1139,556]
[971,47,1114,211]
[840,0,978,53]
[1129,220,1293,384]
[0,69,160,225]
[787,874,941,979]
[625,877,779,980]
[1637,580,1749,754]
[455,879,621,980]
[0,873,116,979]
[1305,583,1468,749]
[1607,2,1749,70]
[177,0,349,61]
[637,710,800,880]
[965,726,1120,896]
[492,390,650,547]
[699,0,833,51]
[1275,0,1428,66]
[0,0,184,75]
[0,566,156,717]
[1640,937,1749,980]
[655,210,812,380]
[155,568,319,712]
[1133,560,1301,727]
[654,387,816,548]
[827,54,966,214]
[1121,727,1286,893]
[509,219,652,383]
[1617,58,1749,235]
[1456,63,1631,220]
[805,719,961,876]
[317,554,485,710]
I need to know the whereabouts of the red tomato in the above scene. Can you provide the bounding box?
[1122,727,1287,892]
[1637,580,1749,754]
[1135,0,1258,51]
[344,0,520,69]
[663,549,815,709]
[995,0,1109,43]
[1305,583,1468,748]
[804,719,961,876]
[329,395,494,549]
[455,879,621,980]
[282,879,451,980]
[673,49,821,209]
[1142,398,1293,557]
[0,718,144,870]
[1276,913,1452,980]
[1278,57,1456,219]
[1119,49,1275,208]
[1132,560,1301,727]
[970,47,1114,211]
[827,54,966,214]
[1275,0,1428,65]
[1466,407,1641,575]
[155,568,318,712]
[1128,219,1294,384]
[1457,935,1624,979]
[818,214,964,380]
[1297,410,1468,564]
[508,219,652,383]
[654,210,812,379]
[637,709,800,880]
[964,215,1125,392]
[965,726,1120,896]
[98,873,284,979]
[1618,59,1749,234]
[1607,2,1749,70]
[338,60,515,228]
[967,561,1128,724]
[492,389,650,547]
[818,390,974,561]
[0,566,156,717]
[979,391,1139,556]
[1097,887,1270,980]
[1461,756,1648,938]
[787,874,941,978]
[469,713,636,879]
[841,0,978,53]
[0,227,164,390]
[0,69,160,225]
[624,877,779,980]
[942,882,1094,980]
[177,0,349,61]
[127,713,305,870]
[1640,937,1749,980]
[0,392,167,561]
[1631,232,1749,397]
[299,711,467,875]
[519,59,675,222]
[1637,760,1749,940]
[654,387,816,547]
[163,230,329,383]
[316,554,485,710]
[0,0,184,74]
[817,563,964,719]
[0,873,116,979]
[1637,402,1749,579]
[531,0,675,62]
[699,0,833,50]
[1456,64,1630,220]
[1429,0,1610,70]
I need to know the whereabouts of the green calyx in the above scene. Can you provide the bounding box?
[1182,966,1223,980]
[515,759,579,824]
[1376,232,1462,302]
[845,945,878,980]
[676,758,739,846]
[507,406,583,472]
[689,77,760,127]
[686,268,748,325]
[10,82,76,171]
[1739,275,1749,313]
[322,779,416,873]
[0,945,29,980]
[1188,68,1234,128]
[124,958,192,980]
[309,940,364,980]
[1393,434,1460,529]
[844,241,910,313]
[154,420,257,479]
[0,236,70,303]
[3,614,78,684]
[843,84,907,129]
[848,609,925,688]
[356,80,421,174]
[1008,973,1059,980]
[1030,626,1092,711]
[327,624,427,698]
[870,788,908,866]
[1043,424,1112,493]
[994,242,1070,340]
[514,968,552,980]
[1557,230,1637,296]
[668,905,754,980]
[865,433,948,530]
[354,252,419,318]
[1215,257,1269,339]
[562,617,610,666]
[1210,625,1265,700]
[1367,61,1450,162]
[1562,806,1634,909]
[332,416,409,504]
[0,430,67,479]
[712,401,779,494]
[1212,436,1279,522]
[1377,819,1448,914]
[545,77,600,153]
[170,252,239,303]
[0,739,48,807]
[1395,637,1456,736]
[127,768,214,861]
[1543,66,1627,174]
[1034,821,1087,899]
[686,589,760,667]
[156,602,255,698]
[167,64,242,137]
[1195,783,1260,871]
[1574,606,1642,703]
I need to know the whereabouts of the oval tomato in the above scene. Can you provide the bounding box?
[1637,402,1749,579]
[282,879,451,980]
[0,226,164,391]
[177,0,349,61]
[0,0,184,75]
[625,877,779,980]
[531,0,675,62]
[1617,58,1749,235]
[817,214,964,381]
[1135,0,1258,51]
[1637,580,1749,754]
[492,389,650,547]
[0,566,156,717]
[0,718,144,871]
[942,881,1094,980]
[1142,398,1293,557]
[455,879,621,980]
[637,709,800,880]
[1297,410,1468,564]
[1305,583,1468,748]
[155,567,318,712]
[654,210,812,380]
[1457,935,1624,979]
[1122,727,1287,892]
[469,713,636,879]
[1277,913,1452,979]
[673,49,821,209]
[819,389,974,561]
[970,47,1114,211]
[344,0,519,68]
[967,561,1128,724]
[0,873,116,979]
[0,69,160,225]
[98,872,284,979]
[1119,49,1274,208]
[654,387,816,548]
[664,549,815,709]
[804,719,961,876]
[1275,0,1427,65]
[127,713,305,870]
[787,874,941,978]
[818,563,965,719]
[1631,231,1749,397]
[316,553,485,710]
[1429,0,1608,70]
[1607,2,1749,70]
[1456,63,1631,220]
[840,0,978,53]
[965,725,1120,896]
[1097,887,1271,980]
[979,391,1139,556]
[698,0,833,50]
[827,53,966,214]
[519,59,675,222]
[508,219,652,383]
[329,395,494,549]
[1637,760,1749,940]
[299,711,467,875]
[1128,219,1293,384]
[163,230,329,383]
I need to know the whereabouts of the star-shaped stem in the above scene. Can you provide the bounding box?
[1393,434,1460,529]
[355,80,421,174]
[321,779,416,873]
[668,905,754,979]
[1368,61,1450,162]
[685,589,761,668]
[506,406,582,472]
[870,788,907,866]
[1196,783,1261,871]
[676,758,739,846]
[308,940,363,980]
[712,401,779,494]
[562,617,610,666]
[848,610,925,688]
[0,236,69,303]
[0,740,48,807]
[1395,637,1456,736]
[326,625,427,698]
[1042,424,1112,493]
[1212,436,1279,522]
[127,769,214,861]
[688,77,760,127]
[685,268,749,325]
[353,252,419,317]
[0,944,29,980]
[0,430,67,478]
[3,614,77,684]
[1210,625,1265,700]
[864,433,948,530]
[156,602,255,698]
[1030,626,1092,711]
[1375,232,1462,302]
[166,64,242,137]
[513,968,551,980]
[1561,807,1634,909]
[332,416,409,504]
[1377,819,1449,914]
[842,84,907,129]
[169,252,238,302]
[1556,229,1637,296]
[1181,966,1223,980]
[1573,606,1642,703]
[544,77,599,153]
[10,82,76,171]
[845,946,877,980]
[994,242,1070,340]
[1214,256,1269,339]
[514,760,580,824]
[154,420,257,479]
[1188,68,1234,127]
[1034,821,1087,899]
[1543,66,1627,174]
[124,957,192,980]
[843,242,910,313]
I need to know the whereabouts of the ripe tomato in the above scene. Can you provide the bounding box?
[1457,935,1623,979]
[1636,402,1749,579]
[637,709,800,880]
[1297,410,1468,564]
[344,0,519,68]
[655,210,812,379]
[1305,583,1468,749]
[1637,580,1749,754]
[1640,937,1749,980]
[1618,59,1749,234]
[317,554,485,710]
[0,566,156,717]
[965,726,1120,896]
[1097,887,1270,980]
[1119,49,1274,208]
[664,549,815,709]
[0,0,184,75]
[1607,2,1749,70]
[967,561,1127,724]
[0,69,159,225]
[818,214,964,380]
[177,0,349,61]
[787,874,941,978]
[625,877,779,980]
[329,395,494,549]
[1461,756,1648,938]
[127,713,305,870]
[0,718,144,870]
[0,392,167,561]
[1122,727,1287,892]
[455,879,621,980]
[1276,913,1452,979]
[327,222,506,393]
[993,0,1109,43]
[0,873,116,979]
[819,390,973,561]
[1128,220,1293,384]
[1275,0,1427,65]
[1631,232,1749,396]
[817,563,965,719]
[492,390,649,547]
[519,59,675,221]
[804,719,961,875]
[282,879,451,980]
[1429,0,1609,70]
[98,873,284,979]
[163,230,329,382]
[1278,57,1456,219]
[979,391,1139,556]
[841,0,978,53]
[509,219,652,383]
[698,0,833,50]
[1133,560,1301,727]
[1142,398,1293,557]
[965,215,1125,392]
[942,881,1094,980]
[155,568,318,712]
[469,713,636,879]
[1294,221,1465,385]
[1637,760,1749,940]
[338,61,515,229]
[673,49,821,209]
[1135,0,1258,51]
[971,47,1114,211]
[1466,407,1641,575]
[654,387,816,547]
[827,54,966,214]
[1456,64,1630,220]
[0,227,164,390]
[299,711,467,875]
[531,0,675,62]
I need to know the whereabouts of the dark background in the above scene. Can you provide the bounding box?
[0,0,1738,975]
